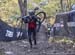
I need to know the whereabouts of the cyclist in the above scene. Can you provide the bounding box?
[22,10,40,48]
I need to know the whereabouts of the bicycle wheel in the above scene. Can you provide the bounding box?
[15,17,24,38]
[35,11,46,32]
[35,11,46,23]
[16,17,23,28]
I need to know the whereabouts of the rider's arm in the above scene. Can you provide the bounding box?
[35,16,41,23]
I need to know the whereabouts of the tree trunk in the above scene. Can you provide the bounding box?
[18,0,27,30]
[24,0,27,15]
[18,0,27,17]
[60,0,64,12]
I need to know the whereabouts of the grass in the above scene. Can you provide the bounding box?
[48,36,74,44]
[0,50,5,55]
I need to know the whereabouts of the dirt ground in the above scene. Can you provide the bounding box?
[0,25,75,55]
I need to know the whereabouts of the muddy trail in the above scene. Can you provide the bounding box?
[0,25,75,55]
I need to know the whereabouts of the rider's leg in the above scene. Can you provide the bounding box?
[32,29,37,45]
[28,29,32,48]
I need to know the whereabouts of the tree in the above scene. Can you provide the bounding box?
[18,0,27,17]
[0,0,20,20]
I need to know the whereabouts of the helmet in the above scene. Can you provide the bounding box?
[28,10,35,16]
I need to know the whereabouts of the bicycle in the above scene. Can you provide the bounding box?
[16,7,46,32]
[15,7,46,39]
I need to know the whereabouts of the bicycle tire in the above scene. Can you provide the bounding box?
[16,17,24,38]
[35,11,46,23]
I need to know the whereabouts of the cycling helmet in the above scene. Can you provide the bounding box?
[28,10,35,16]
